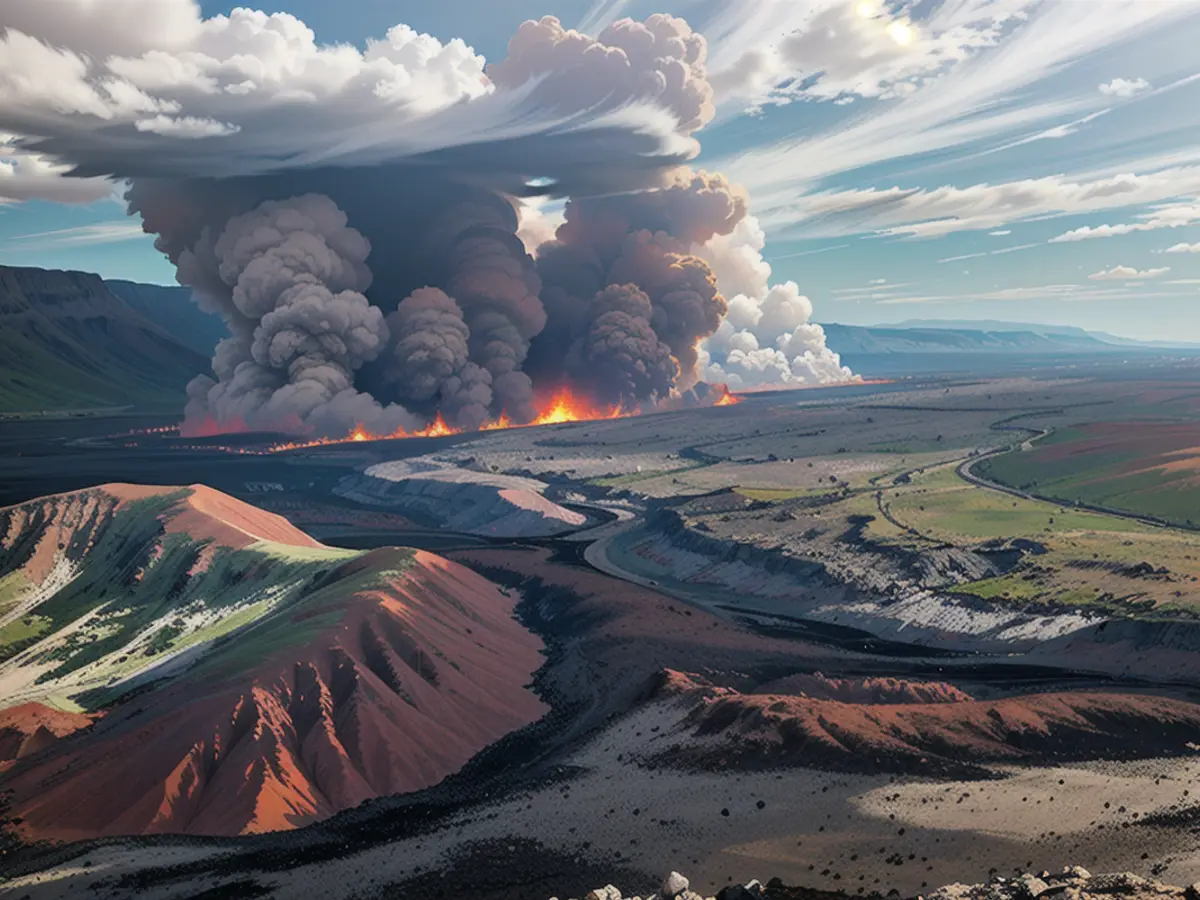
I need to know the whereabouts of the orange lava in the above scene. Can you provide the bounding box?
[261,388,627,453]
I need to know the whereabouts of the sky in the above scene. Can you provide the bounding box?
[2,0,1200,342]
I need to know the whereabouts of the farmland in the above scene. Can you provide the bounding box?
[978,421,1200,528]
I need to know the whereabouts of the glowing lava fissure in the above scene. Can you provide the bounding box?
[262,388,628,453]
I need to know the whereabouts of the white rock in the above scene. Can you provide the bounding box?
[663,873,690,898]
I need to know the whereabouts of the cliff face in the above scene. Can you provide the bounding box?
[0,484,547,839]
[0,264,210,412]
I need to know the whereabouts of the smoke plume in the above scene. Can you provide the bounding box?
[181,195,417,436]
[1,4,856,436]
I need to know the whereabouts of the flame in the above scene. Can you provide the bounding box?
[530,388,623,426]
[415,413,454,438]
[713,384,741,406]
[254,387,628,453]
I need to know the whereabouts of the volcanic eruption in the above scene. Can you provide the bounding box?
[0,3,855,440]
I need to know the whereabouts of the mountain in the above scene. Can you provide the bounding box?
[873,319,1200,348]
[820,322,1115,355]
[105,279,227,356]
[0,265,211,413]
[0,484,547,840]
[886,319,1102,338]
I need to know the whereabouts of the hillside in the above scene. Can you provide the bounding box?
[105,279,227,356]
[0,484,547,839]
[0,265,210,413]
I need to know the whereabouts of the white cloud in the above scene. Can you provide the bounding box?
[7,221,148,247]
[707,0,1022,110]
[0,6,705,201]
[515,198,565,257]
[0,137,112,205]
[1165,242,1200,253]
[718,1,1199,235]
[1088,265,1170,281]
[1050,201,1200,242]
[133,115,239,138]
[1099,77,1150,97]
[789,168,1200,240]
[693,216,856,388]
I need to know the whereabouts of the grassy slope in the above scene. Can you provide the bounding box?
[867,463,1200,613]
[0,268,211,413]
[0,490,413,712]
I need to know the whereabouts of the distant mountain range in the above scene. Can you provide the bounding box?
[0,265,213,413]
[870,319,1200,349]
[2,262,1194,414]
[821,321,1200,356]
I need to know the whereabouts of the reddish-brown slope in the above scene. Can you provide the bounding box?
[1,549,547,841]
[654,670,1200,775]
[0,703,92,771]
[752,672,972,704]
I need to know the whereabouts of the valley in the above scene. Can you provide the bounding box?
[4,362,1200,898]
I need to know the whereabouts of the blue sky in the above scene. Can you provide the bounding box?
[3,0,1199,341]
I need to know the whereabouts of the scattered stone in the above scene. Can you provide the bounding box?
[1014,874,1050,899]
[565,869,1192,900]
[663,872,690,898]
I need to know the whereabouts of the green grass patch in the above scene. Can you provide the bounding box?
[0,570,31,617]
[590,464,706,488]
[735,486,838,502]
[0,613,52,659]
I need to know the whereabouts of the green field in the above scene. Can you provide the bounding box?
[865,461,1200,612]
[977,422,1200,528]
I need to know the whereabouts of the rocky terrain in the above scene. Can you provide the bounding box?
[0,484,547,839]
[649,669,1200,776]
[338,459,587,536]
[559,867,1200,900]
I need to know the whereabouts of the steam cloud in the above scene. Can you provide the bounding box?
[1,3,855,436]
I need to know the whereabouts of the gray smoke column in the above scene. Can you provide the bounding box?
[182,194,418,437]
[527,167,743,397]
[381,287,494,430]
[430,199,546,423]
[568,284,678,406]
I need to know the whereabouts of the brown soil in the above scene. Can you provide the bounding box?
[0,703,92,771]
[654,669,1200,775]
[447,546,853,725]
[752,672,973,704]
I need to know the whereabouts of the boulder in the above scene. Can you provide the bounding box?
[663,872,690,898]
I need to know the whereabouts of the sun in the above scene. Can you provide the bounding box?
[889,20,915,46]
